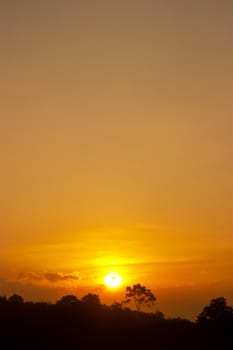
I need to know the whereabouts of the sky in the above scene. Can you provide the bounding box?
[0,0,233,319]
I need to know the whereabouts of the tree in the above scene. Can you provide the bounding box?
[82,293,101,307]
[56,295,79,305]
[110,301,123,311]
[8,294,24,304]
[123,283,156,312]
[197,297,233,323]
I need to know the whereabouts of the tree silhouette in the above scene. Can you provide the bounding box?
[82,293,101,307]
[56,295,79,305]
[123,283,156,311]
[8,294,24,304]
[197,297,233,323]
[110,301,122,310]
[0,290,233,348]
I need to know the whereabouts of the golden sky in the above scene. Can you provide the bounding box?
[0,0,233,319]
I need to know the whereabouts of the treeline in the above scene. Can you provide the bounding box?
[0,293,232,349]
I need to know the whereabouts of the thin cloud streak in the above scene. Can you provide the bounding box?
[18,272,80,284]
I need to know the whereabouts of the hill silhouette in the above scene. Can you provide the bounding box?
[0,292,232,349]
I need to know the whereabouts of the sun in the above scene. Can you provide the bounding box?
[104,272,122,289]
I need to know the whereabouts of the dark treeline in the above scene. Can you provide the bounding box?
[0,292,233,349]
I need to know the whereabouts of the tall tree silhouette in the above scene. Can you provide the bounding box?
[123,283,156,311]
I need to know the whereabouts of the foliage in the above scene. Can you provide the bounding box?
[124,283,156,311]
[197,297,233,323]
[110,301,123,310]
[8,294,24,304]
[82,293,101,306]
[56,294,79,305]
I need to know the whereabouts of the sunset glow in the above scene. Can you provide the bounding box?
[1,0,232,321]
[104,273,122,289]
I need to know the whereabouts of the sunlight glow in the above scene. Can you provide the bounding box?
[104,272,122,289]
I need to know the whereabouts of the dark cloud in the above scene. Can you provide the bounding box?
[18,272,43,281]
[44,273,79,283]
[17,271,79,283]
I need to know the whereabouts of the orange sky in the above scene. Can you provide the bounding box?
[0,0,233,319]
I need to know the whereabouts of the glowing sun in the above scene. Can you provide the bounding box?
[104,272,122,288]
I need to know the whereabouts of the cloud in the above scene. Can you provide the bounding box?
[44,273,79,283]
[18,272,43,282]
[18,272,79,284]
